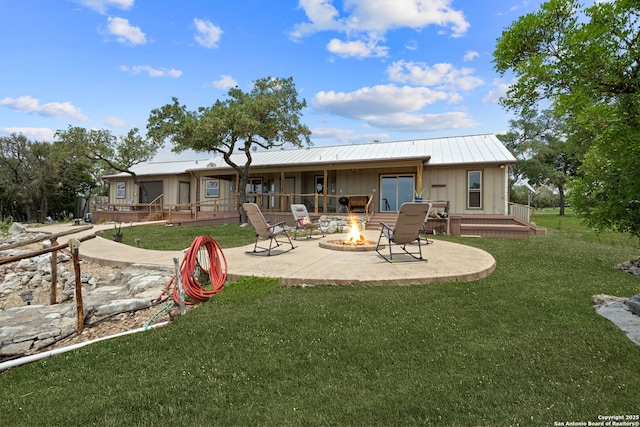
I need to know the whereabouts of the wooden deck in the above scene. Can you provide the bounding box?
[91,207,545,238]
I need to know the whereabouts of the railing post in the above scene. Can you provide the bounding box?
[70,239,84,335]
[49,237,58,305]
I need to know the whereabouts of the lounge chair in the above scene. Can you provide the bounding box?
[290,204,325,240]
[243,203,296,256]
[375,202,432,262]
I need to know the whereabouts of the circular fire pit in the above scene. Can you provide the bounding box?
[319,238,381,252]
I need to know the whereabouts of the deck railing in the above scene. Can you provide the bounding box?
[93,192,376,223]
[164,192,375,220]
[508,202,535,223]
[91,195,164,222]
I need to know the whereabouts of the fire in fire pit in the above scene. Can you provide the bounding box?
[318,217,381,252]
[342,219,366,245]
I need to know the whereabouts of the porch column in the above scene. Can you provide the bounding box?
[416,161,423,196]
[323,169,328,212]
[280,171,285,210]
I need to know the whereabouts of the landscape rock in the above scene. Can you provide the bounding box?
[0,229,174,360]
[595,300,640,346]
[614,256,640,276]
[593,254,640,347]
[8,222,26,235]
[626,295,640,316]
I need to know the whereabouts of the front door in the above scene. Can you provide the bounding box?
[245,178,262,203]
[139,181,163,204]
[380,175,414,212]
[178,181,190,209]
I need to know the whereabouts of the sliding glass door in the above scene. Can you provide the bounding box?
[380,175,414,212]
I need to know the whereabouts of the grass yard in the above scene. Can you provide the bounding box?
[2,214,640,426]
[97,222,257,250]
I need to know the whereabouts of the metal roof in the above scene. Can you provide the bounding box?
[102,159,207,178]
[108,133,515,177]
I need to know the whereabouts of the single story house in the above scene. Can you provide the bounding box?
[95,133,543,238]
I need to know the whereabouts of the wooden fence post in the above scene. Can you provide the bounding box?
[49,237,58,305]
[69,239,84,335]
[173,257,186,316]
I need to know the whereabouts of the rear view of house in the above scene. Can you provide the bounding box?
[96,133,543,238]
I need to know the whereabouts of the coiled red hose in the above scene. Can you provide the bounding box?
[156,235,227,305]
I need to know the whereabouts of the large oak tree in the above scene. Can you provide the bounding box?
[147,76,311,223]
[494,0,640,242]
[55,126,162,185]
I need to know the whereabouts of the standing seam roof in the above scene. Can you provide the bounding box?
[107,133,515,177]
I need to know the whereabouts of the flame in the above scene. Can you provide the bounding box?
[344,218,365,245]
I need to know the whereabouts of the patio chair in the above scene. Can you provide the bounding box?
[243,203,296,256]
[375,202,432,262]
[290,204,326,240]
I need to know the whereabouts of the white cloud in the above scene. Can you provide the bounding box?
[405,39,418,51]
[120,65,182,77]
[311,127,389,143]
[313,84,451,118]
[106,17,146,45]
[482,80,511,104]
[290,0,343,40]
[73,0,134,14]
[104,116,129,128]
[194,18,223,48]
[212,75,238,89]
[367,111,479,131]
[0,127,56,141]
[0,96,88,121]
[387,60,484,92]
[327,38,388,58]
[312,83,480,132]
[463,50,479,61]
[509,1,530,12]
[290,0,470,55]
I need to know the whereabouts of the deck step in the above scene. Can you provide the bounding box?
[460,223,530,238]
[367,214,397,230]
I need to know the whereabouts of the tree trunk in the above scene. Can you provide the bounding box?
[39,194,48,223]
[558,184,566,216]
[238,173,248,224]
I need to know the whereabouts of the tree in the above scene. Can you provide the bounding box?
[0,134,95,222]
[55,126,162,185]
[494,0,640,241]
[499,110,582,215]
[0,134,35,221]
[497,109,545,195]
[147,76,311,223]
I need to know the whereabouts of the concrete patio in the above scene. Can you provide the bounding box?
[29,222,496,286]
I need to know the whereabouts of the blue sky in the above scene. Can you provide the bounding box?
[1,0,560,161]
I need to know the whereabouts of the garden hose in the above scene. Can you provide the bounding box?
[144,301,174,331]
[155,235,227,305]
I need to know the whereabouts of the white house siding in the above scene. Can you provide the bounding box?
[197,176,233,211]
[101,135,516,216]
[423,165,507,215]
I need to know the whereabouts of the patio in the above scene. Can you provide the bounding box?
[23,223,496,287]
[222,229,496,286]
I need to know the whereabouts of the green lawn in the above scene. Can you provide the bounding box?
[97,222,256,250]
[2,214,639,426]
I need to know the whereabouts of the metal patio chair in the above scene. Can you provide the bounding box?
[375,202,432,262]
[243,203,296,256]
[290,204,325,240]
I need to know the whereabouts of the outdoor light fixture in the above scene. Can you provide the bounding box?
[20,290,34,305]
[134,238,141,248]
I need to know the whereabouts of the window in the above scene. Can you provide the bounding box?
[467,171,482,209]
[116,181,125,199]
[205,179,219,198]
